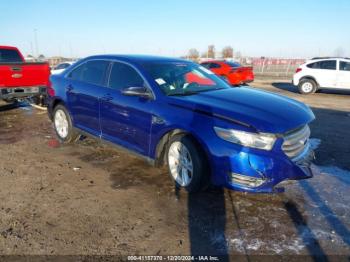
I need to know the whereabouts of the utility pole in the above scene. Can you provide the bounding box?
[69,43,73,59]
[30,41,34,56]
[34,29,39,57]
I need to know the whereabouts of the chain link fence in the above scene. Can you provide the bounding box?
[243,57,306,78]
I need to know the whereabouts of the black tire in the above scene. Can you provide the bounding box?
[298,79,317,94]
[166,134,209,193]
[53,104,80,143]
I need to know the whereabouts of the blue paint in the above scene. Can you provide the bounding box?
[48,55,315,193]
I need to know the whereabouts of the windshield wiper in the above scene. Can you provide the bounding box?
[168,87,227,96]
[168,91,200,96]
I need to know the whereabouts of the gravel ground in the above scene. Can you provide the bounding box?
[0,79,349,261]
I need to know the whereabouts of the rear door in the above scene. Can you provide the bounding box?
[100,61,153,156]
[65,60,110,136]
[337,60,350,88]
[307,60,337,88]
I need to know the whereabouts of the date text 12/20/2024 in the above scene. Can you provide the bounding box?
[127,255,220,261]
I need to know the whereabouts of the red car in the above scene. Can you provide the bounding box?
[0,45,50,103]
[200,60,254,86]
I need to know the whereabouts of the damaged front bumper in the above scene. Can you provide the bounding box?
[211,138,315,193]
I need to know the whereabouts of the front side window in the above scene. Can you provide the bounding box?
[141,61,230,96]
[108,62,144,90]
[339,61,350,71]
[69,60,109,85]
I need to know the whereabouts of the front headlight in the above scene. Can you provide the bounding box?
[214,127,276,150]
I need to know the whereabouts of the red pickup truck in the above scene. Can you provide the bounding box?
[0,46,50,103]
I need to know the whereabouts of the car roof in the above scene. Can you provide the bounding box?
[311,56,350,60]
[201,60,227,64]
[305,57,350,64]
[83,54,189,64]
[0,45,19,50]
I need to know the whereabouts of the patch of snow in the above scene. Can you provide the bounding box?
[285,239,306,253]
[246,238,263,250]
[228,236,306,254]
[317,165,350,180]
[229,238,245,253]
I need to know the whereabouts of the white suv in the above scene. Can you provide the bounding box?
[293,57,350,94]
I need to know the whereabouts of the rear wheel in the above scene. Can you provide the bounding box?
[166,134,209,193]
[53,104,80,143]
[298,79,317,94]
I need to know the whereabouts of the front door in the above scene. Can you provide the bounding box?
[99,61,153,156]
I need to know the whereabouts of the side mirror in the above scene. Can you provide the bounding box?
[121,86,153,99]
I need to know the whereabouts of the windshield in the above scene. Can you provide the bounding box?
[141,61,231,96]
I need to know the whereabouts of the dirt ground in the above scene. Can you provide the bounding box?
[0,79,349,261]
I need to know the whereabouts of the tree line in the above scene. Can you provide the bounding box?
[187,45,242,61]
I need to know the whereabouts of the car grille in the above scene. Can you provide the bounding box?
[282,125,310,160]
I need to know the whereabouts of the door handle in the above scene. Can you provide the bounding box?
[101,94,113,101]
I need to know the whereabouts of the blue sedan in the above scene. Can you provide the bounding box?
[47,55,315,193]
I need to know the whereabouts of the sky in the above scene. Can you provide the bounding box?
[1,0,349,58]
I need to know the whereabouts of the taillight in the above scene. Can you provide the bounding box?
[295,68,302,73]
[47,81,55,97]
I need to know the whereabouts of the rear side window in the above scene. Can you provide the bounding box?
[340,61,350,71]
[201,63,210,69]
[226,61,241,67]
[108,62,144,90]
[307,62,320,69]
[69,60,109,85]
[0,49,22,63]
[69,64,85,80]
[307,60,336,70]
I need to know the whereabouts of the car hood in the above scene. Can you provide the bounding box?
[167,87,315,134]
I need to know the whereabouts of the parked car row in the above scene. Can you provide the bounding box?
[0,45,254,106]
[4,45,349,193]
[47,55,316,193]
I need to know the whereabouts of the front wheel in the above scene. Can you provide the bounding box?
[298,79,317,94]
[166,134,209,193]
[53,104,80,143]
